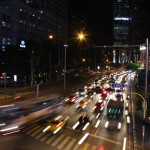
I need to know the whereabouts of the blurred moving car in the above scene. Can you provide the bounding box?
[72,112,94,131]
[85,90,96,100]
[93,99,105,114]
[65,93,78,103]
[101,89,109,98]
[116,94,123,101]
[92,86,102,94]
[43,115,69,134]
[115,89,123,95]
[78,88,87,97]
[94,78,100,85]
[84,83,93,91]
[106,87,114,94]
[76,98,89,110]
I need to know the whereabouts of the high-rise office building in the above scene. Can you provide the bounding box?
[0,0,68,79]
[130,0,150,45]
[113,0,139,63]
[113,0,130,46]
[0,0,68,47]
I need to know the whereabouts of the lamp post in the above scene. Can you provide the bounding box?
[63,42,68,97]
[63,32,86,97]
[2,72,6,99]
[142,38,149,150]
[48,35,54,82]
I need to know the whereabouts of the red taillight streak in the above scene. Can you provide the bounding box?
[56,121,63,127]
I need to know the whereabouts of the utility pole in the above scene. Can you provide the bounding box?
[49,51,52,82]
[64,42,68,97]
[31,49,34,87]
[142,38,149,150]
[2,72,6,99]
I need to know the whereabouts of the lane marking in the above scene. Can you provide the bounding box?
[57,136,70,150]
[78,132,89,145]
[45,135,57,144]
[72,144,80,150]
[40,133,50,142]
[22,124,37,133]
[35,131,45,139]
[26,125,40,135]
[122,137,127,150]
[31,127,43,137]
[65,138,76,150]
[51,134,65,147]
[90,134,121,145]
[67,126,121,145]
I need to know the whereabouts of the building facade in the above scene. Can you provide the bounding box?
[113,0,130,46]
[113,0,140,64]
[0,0,68,48]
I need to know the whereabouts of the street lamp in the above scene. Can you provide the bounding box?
[2,72,6,99]
[63,32,86,97]
[48,34,54,82]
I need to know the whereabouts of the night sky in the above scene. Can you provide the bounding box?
[69,0,114,45]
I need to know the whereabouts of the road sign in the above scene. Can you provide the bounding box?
[111,83,125,88]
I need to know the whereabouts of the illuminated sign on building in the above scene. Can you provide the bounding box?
[114,17,129,21]
[20,40,26,48]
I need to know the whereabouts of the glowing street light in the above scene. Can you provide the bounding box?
[63,33,86,97]
[48,34,54,81]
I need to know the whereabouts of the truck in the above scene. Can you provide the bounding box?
[104,99,124,130]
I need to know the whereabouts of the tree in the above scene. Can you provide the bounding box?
[125,63,141,71]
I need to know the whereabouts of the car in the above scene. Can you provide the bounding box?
[84,83,93,90]
[76,98,89,110]
[101,89,109,98]
[72,112,94,131]
[106,87,115,94]
[116,94,123,101]
[94,78,100,85]
[115,89,123,95]
[92,86,102,93]
[42,115,69,134]
[93,99,105,114]
[78,88,87,96]
[85,90,96,99]
[65,93,78,103]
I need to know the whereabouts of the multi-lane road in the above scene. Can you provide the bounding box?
[0,93,125,150]
[0,72,143,150]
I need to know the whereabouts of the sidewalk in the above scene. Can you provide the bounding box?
[0,73,94,106]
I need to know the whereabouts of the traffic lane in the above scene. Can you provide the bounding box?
[0,132,51,150]
[79,134,122,150]
[87,94,127,144]
[94,118,126,141]
[62,127,122,150]
[84,107,126,145]
[63,94,98,128]
[0,74,92,106]
[0,98,122,150]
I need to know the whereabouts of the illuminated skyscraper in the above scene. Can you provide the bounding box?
[113,0,130,46]
[113,0,131,63]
